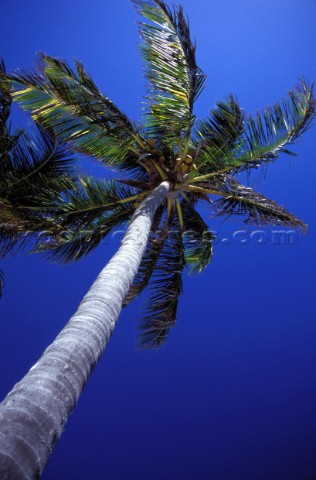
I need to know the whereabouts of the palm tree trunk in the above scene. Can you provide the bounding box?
[0,181,170,479]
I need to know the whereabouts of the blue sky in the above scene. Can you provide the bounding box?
[1,1,316,478]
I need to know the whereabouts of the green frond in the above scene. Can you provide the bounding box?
[8,54,146,175]
[192,79,315,178]
[211,176,307,230]
[36,178,142,263]
[1,126,74,206]
[132,0,206,149]
[50,177,147,226]
[234,79,316,172]
[38,203,134,263]
[0,65,76,259]
[138,218,184,349]
[0,203,50,258]
[0,129,74,257]
[193,95,245,174]
[114,157,150,181]
[181,199,214,273]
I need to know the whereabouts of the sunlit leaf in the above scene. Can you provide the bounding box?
[9,54,146,176]
[133,0,206,149]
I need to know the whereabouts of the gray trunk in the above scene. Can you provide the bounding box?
[0,181,170,479]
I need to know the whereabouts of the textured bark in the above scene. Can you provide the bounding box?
[0,181,170,479]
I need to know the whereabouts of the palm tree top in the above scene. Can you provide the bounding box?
[1,0,315,347]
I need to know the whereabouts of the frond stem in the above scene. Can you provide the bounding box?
[175,199,184,231]
[175,183,220,196]
[131,133,145,150]
[153,161,168,180]
[181,136,190,161]
[167,198,173,221]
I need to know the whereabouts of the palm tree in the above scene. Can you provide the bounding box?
[0,0,315,477]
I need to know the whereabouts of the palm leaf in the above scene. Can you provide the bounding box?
[138,218,184,349]
[0,128,75,256]
[38,206,133,263]
[7,54,146,176]
[0,61,76,258]
[211,176,307,230]
[235,79,315,172]
[49,177,147,225]
[133,0,206,149]
[193,95,245,174]
[37,178,144,263]
[1,126,74,204]
[181,199,214,273]
[190,79,316,182]
[192,79,315,178]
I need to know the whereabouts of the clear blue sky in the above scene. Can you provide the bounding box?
[1,1,316,479]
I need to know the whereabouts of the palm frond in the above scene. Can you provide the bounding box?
[138,218,184,349]
[235,79,316,171]
[181,199,214,273]
[0,63,76,259]
[193,79,315,177]
[49,177,146,225]
[132,0,206,149]
[0,203,50,258]
[211,176,307,230]
[37,178,142,263]
[193,95,245,174]
[0,128,74,255]
[1,126,74,205]
[39,204,134,263]
[8,54,146,175]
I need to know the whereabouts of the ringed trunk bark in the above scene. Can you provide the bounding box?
[0,181,170,479]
